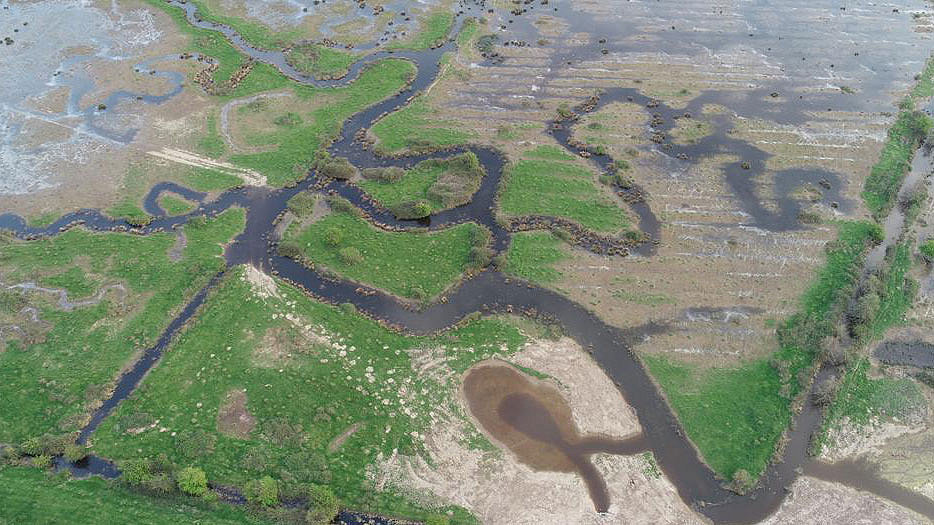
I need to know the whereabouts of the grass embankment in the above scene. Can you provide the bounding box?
[285,44,357,80]
[499,151,630,233]
[230,59,416,186]
[0,467,268,525]
[503,232,569,284]
[92,266,527,522]
[387,11,454,50]
[370,96,474,155]
[160,195,198,216]
[861,110,931,219]
[280,209,486,299]
[0,209,245,444]
[645,221,882,483]
[357,152,484,217]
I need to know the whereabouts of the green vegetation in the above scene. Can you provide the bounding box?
[186,0,300,49]
[109,164,240,223]
[644,221,882,481]
[503,232,568,284]
[920,239,934,260]
[177,466,209,496]
[230,59,416,186]
[286,191,318,218]
[644,356,788,483]
[358,153,485,216]
[144,0,290,96]
[281,211,486,299]
[370,96,474,154]
[285,43,357,80]
[39,266,98,298]
[824,358,925,427]
[862,110,932,218]
[92,266,526,522]
[160,195,197,216]
[198,111,227,159]
[387,11,454,50]
[0,209,245,444]
[0,468,267,524]
[499,154,629,232]
[522,145,575,162]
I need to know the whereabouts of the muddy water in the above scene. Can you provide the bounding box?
[4,0,934,523]
[462,363,647,512]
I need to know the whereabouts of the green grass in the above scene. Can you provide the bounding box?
[0,209,244,444]
[522,145,576,161]
[370,96,474,154]
[503,232,568,284]
[230,59,416,186]
[0,467,269,525]
[868,242,916,339]
[499,157,629,232]
[26,212,60,228]
[92,266,525,522]
[108,165,240,223]
[644,356,789,482]
[861,110,932,218]
[357,153,484,214]
[387,11,454,50]
[825,358,925,427]
[160,196,197,216]
[197,111,227,159]
[285,44,357,80]
[284,212,484,299]
[38,267,98,298]
[643,221,881,481]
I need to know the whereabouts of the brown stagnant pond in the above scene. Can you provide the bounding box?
[462,361,647,512]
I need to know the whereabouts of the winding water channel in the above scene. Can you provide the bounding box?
[4,1,934,523]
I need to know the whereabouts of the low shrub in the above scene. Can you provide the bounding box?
[391,200,432,220]
[315,157,358,180]
[245,475,279,506]
[305,484,339,525]
[287,192,318,217]
[177,466,208,496]
[62,444,87,463]
[337,246,364,265]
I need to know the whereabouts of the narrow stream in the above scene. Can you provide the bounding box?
[4,0,933,523]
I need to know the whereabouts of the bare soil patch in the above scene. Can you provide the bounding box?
[216,388,256,439]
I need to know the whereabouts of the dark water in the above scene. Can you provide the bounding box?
[8,0,934,523]
[874,340,934,369]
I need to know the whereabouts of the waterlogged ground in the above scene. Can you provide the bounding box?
[2,0,934,524]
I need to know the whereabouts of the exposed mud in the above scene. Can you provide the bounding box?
[216,388,255,438]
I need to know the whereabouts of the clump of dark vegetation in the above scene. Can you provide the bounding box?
[390,200,433,220]
[312,152,357,180]
[274,112,302,128]
[863,110,932,218]
[919,238,934,261]
[424,152,485,208]
[286,191,318,217]
[324,195,363,217]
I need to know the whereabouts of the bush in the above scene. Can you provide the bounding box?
[144,473,175,495]
[177,467,208,496]
[32,454,52,469]
[337,246,364,265]
[325,195,361,216]
[63,444,88,463]
[391,200,432,220]
[245,476,279,506]
[287,192,318,217]
[468,246,494,269]
[262,418,305,447]
[305,484,339,525]
[279,240,304,260]
[20,437,42,456]
[316,157,358,180]
[121,458,153,485]
[920,239,934,261]
[324,228,343,247]
[338,302,357,315]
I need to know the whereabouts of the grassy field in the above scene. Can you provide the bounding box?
[0,467,268,525]
[387,11,454,50]
[285,44,357,80]
[230,59,416,186]
[643,220,882,483]
[0,209,244,445]
[197,111,227,159]
[282,211,484,299]
[357,153,485,215]
[160,196,198,216]
[91,266,526,522]
[369,96,474,155]
[824,358,925,428]
[498,154,629,232]
[185,0,300,50]
[503,232,568,284]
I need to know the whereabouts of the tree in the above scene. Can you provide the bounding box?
[245,476,279,507]
[305,484,339,525]
[177,466,208,496]
[121,458,152,486]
